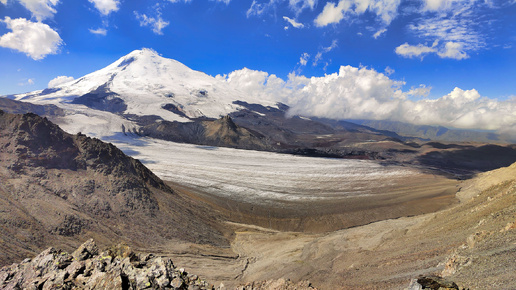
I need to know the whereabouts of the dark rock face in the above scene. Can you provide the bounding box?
[0,239,214,290]
[71,84,127,113]
[0,97,64,117]
[140,115,271,151]
[0,110,167,191]
[162,103,188,118]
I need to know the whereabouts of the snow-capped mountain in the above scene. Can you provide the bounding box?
[10,49,277,137]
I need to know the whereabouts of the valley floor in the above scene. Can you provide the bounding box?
[141,163,516,290]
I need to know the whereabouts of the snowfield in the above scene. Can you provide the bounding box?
[12,49,277,124]
[109,136,419,204]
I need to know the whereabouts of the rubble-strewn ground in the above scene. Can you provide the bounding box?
[0,239,216,289]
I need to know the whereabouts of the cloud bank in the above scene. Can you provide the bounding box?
[218,66,516,133]
[0,17,62,60]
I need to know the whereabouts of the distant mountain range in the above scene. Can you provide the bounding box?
[349,119,515,144]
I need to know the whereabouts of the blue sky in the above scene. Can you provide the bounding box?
[0,0,516,130]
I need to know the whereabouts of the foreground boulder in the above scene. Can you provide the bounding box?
[0,239,214,289]
[407,276,464,290]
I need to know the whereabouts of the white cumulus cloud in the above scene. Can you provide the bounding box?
[314,1,349,27]
[216,68,289,103]
[314,0,401,27]
[48,75,74,87]
[283,16,304,28]
[219,66,516,133]
[406,85,431,98]
[437,41,468,60]
[89,28,107,36]
[289,0,317,15]
[15,0,59,21]
[373,28,387,39]
[395,42,437,59]
[88,0,119,16]
[313,39,337,66]
[396,40,469,60]
[18,78,34,86]
[397,1,487,61]
[247,0,316,18]
[0,17,62,60]
[286,65,406,120]
[134,11,169,35]
[422,0,465,11]
[401,88,516,131]
[299,52,310,66]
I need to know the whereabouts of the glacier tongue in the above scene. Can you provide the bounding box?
[9,48,278,138]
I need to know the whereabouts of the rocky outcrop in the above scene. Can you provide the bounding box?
[406,276,462,290]
[0,110,167,190]
[71,84,127,113]
[0,97,64,117]
[139,115,271,151]
[0,239,214,289]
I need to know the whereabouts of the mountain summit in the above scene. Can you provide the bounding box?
[13,49,276,124]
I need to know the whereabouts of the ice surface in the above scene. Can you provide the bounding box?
[109,136,419,205]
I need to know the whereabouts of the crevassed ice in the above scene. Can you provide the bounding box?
[111,137,418,204]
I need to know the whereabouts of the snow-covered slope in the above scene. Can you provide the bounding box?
[11,48,277,137]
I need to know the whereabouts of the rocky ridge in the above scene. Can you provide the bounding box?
[0,110,227,266]
[139,115,270,151]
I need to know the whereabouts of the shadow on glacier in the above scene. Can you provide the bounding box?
[103,132,150,146]
[195,145,219,151]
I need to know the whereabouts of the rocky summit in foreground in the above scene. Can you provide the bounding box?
[0,239,213,289]
[0,239,317,290]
